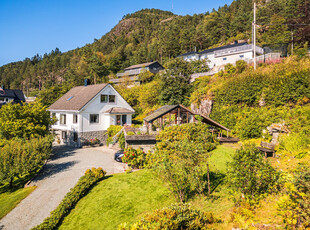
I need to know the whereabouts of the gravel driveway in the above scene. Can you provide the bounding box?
[0,145,122,230]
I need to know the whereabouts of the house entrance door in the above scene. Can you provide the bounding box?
[122,115,127,125]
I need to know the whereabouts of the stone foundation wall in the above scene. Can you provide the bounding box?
[53,129,107,148]
[79,130,107,145]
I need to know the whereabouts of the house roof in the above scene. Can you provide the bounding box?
[124,61,158,71]
[0,89,25,102]
[104,107,135,114]
[199,42,248,55]
[49,83,108,111]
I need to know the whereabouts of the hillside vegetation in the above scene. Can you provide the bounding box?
[0,0,309,96]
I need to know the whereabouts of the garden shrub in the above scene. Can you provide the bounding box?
[122,147,147,169]
[118,203,219,230]
[0,135,53,187]
[210,104,310,140]
[279,133,310,157]
[278,164,310,229]
[32,168,106,230]
[227,145,282,205]
[149,123,217,202]
[106,125,125,148]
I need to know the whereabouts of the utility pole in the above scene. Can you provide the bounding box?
[253,1,257,70]
[291,30,294,55]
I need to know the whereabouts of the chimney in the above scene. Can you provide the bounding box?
[84,79,90,86]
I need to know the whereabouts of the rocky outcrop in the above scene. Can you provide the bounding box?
[191,99,213,117]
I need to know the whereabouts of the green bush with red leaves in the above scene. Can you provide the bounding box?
[122,147,147,169]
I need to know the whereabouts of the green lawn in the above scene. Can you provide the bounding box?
[59,170,175,230]
[209,144,237,173]
[59,144,237,230]
[0,187,36,219]
[191,144,236,226]
[0,174,37,220]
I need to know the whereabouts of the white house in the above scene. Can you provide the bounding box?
[49,83,135,147]
[177,42,264,69]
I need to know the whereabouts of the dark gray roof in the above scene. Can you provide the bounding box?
[199,42,248,55]
[199,114,230,132]
[0,89,25,102]
[124,61,159,71]
[49,84,108,111]
[144,105,179,122]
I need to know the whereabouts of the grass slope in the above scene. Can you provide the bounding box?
[0,187,36,219]
[59,170,175,230]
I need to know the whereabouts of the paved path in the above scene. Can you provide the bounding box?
[0,145,122,230]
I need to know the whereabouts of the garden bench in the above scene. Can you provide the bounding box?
[256,141,275,158]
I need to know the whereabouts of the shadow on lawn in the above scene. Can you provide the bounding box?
[0,171,37,194]
[202,171,226,196]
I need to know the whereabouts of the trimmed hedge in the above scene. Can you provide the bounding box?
[32,168,106,230]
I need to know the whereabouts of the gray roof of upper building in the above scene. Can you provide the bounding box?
[49,83,108,111]
[198,42,249,55]
[124,61,160,71]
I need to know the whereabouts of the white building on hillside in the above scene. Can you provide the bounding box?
[177,42,264,69]
[49,82,135,147]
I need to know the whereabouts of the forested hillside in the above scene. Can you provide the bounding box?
[0,0,309,95]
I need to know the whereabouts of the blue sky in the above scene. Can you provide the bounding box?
[0,0,233,66]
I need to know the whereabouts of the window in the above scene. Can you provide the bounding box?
[223,57,227,61]
[73,114,78,124]
[100,95,108,103]
[90,114,99,123]
[109,95,116,103]
[101,94,116,103]
[60,114,66,125]
[122,115,127,125]
[61,131,67,139]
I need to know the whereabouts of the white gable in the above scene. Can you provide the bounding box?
[81,84,134,113]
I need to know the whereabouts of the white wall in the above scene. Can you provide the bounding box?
[51,112,79,131]
[191,50,253,68]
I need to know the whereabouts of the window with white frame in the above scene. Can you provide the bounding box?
[73,114,78,124]
[90,114,99,123]
[60,114,66,125]
[100,94,116,103]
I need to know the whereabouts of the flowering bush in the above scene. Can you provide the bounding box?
[84,138,100,146]
[122,147,147,169]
